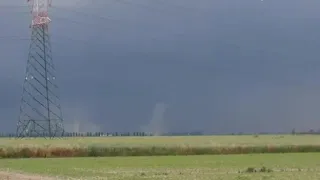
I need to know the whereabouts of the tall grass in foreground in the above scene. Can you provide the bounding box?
[1,145,320,158]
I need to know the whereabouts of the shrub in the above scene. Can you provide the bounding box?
[245,167,256,173]
[243,166,273,173]
[1,145,320,158]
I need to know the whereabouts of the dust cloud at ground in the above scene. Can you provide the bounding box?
[141,102,168,135]
[62,104,101,133]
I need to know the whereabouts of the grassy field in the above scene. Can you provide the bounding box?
[1,136,320,179]
[1,135,320,148]
[1,135,320,158]
[0,153,320,179]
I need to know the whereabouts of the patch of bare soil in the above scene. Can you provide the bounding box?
[0,171,58,180]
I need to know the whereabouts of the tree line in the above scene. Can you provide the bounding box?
[0,131,204,137]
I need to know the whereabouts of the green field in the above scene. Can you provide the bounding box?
[1,135,320,148]
[1,135,320,179]
[0,153,320,179]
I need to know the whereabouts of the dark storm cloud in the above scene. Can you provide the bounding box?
[1,0,320,133]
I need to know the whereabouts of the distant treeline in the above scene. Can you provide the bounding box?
[0,129,319,137]
[0,132,148,137]
[0,131,204,137]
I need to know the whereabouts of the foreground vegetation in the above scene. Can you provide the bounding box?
[0,135,320,158]
[1,144,320,158]
[2,135,320,147]
[0,153,319,179]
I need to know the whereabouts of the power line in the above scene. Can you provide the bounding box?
[50,15,114,31]
[0,7,121,35]
[0,5,29,14]
[0,5,28,9]
[0,2,210,16]
[50,6,118,22]
[0,0,209,14]
[114,0,194,16]
[51,0,208,22]
[0,35,112,48]
[113,0,212,17]
[0,2,211,27]
[49,6,139,28]
[0,36,30,41]
[48,7,174,32]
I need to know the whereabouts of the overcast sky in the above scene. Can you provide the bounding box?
[1,0,320,134]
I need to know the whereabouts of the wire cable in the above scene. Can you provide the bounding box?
[48,6,175,32]
[0,5,28,9]
[151,0,211,11]
[113,0,211,17]
[0,35,112,48]
[50,15,114,31]
[50,6,118,22]
[0,36,30,41]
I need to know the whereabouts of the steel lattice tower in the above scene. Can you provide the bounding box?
[16,0,64,138]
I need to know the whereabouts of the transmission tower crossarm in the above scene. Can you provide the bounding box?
[28,0,52,26]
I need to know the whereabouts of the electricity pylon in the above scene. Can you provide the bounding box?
[16,0,64,138]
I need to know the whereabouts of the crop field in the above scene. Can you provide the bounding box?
[1,135,320,148]
[0,153,320,179]
[0,135,320,179]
